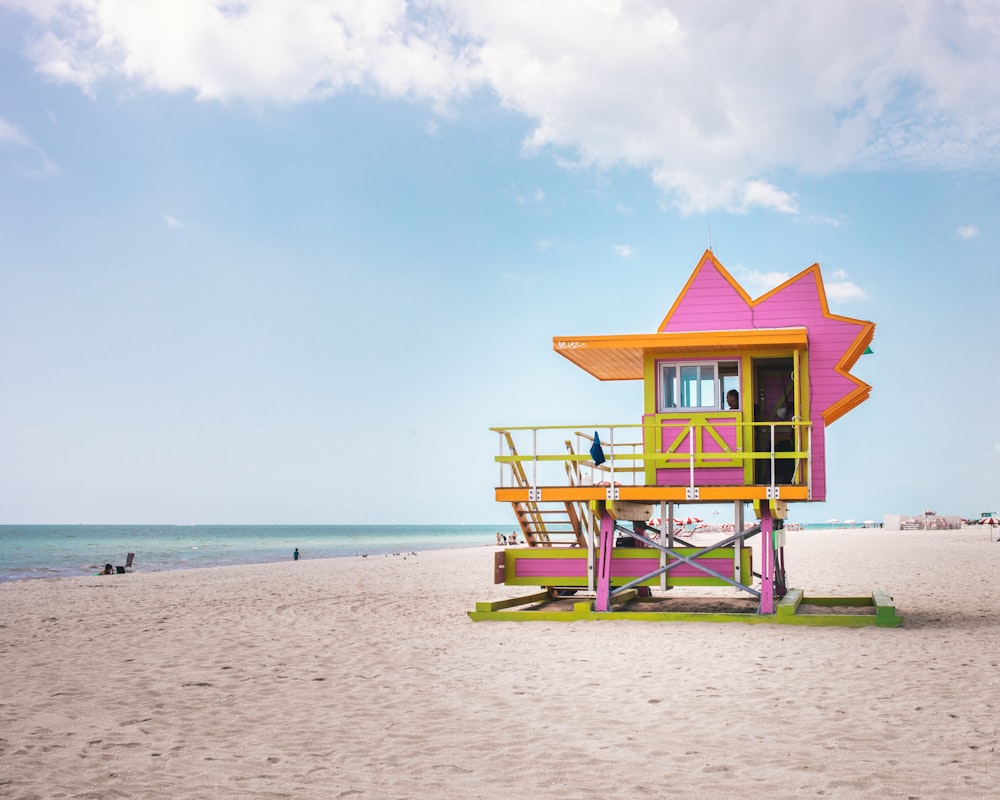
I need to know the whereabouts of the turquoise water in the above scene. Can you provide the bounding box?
[0,524,512,583]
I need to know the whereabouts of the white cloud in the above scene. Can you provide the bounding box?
[0,114,59,175]
[516,189,545,204]
[612,244,634,258]
[0,116,32,148]
[6,1,1000,211]
[162,213,183,228]
[11,0,476,108]
[736,265,868,303]
[801,213,847,228]
[825,270,868,303]
[501,269,552,290]
[734,266,791,296]
[738,180,798,215]
[957,225,979,239]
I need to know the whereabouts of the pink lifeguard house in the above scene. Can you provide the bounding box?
[472,251,901,626]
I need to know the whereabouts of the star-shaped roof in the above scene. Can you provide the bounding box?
[553,250,874,425]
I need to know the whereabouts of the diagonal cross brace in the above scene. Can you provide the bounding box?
[610,524,762,600]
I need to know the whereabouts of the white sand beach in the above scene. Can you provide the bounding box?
[2,527,998,799]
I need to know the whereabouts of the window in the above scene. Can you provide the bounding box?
[680,364,715,407]
[719,361,740,408]
[658,360,739,412]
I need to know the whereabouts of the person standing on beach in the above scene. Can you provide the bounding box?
[293,548,300,561]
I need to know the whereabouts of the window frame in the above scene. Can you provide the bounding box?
[657,359,740,413]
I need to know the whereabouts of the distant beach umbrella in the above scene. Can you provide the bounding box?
[980,516,1000,526]
[825,518,839,524]
[647,517,684,528]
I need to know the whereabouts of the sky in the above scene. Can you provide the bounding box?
[1,0,998,526]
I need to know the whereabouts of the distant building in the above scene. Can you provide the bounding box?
[884,513,963,531]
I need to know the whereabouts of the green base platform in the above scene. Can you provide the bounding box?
[468,587,902,627]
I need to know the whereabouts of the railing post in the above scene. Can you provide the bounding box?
[499,431,505,488]
[689,422,695,489]
[532,428,538,491]
[807,425,813,499]
[608,426,615,485]
[769,424,776,490]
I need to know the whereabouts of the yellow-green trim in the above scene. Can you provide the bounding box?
[652,412,743,470]
[469,587,902,627]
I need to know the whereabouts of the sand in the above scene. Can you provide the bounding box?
[1,527,998,799]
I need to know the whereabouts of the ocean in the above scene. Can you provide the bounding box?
[0,524,513,583]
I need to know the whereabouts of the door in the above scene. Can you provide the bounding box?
[752,358,796,483]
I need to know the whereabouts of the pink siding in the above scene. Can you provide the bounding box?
[515,559,586,579]
[754,279,867,424]
[656,467,745,486]
[655,255,870,501]
[513,555,735,580]
[611,557,735,579]
[610,557,660,576]
[810,425,826,501]
[659,417,738,455]
[660,258,753,333]
[662,558,735,579]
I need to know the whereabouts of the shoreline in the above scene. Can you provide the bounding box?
[3,523,994,585]
[0,542,501,585]
[0,524,512,584]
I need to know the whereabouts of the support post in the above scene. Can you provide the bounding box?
[659,500,667,591]
[759,503,774,614]
[733,500,743,585]
[594,507,615,612]
[586,502,596,592]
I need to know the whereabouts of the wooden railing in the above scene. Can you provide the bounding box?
[492,421,812,493]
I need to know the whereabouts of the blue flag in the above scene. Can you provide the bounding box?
[590,432,606,466]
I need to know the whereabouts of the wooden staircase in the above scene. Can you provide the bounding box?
[503,433,592,548]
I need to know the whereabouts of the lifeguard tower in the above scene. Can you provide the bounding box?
[470,251,901,626]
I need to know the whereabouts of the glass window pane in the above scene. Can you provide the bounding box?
[722,375,740,408]
[661,366,676,409]
[663,362,726,409]
[698,365,715,407]
[680,365,698,407]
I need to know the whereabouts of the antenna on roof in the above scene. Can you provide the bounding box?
[707,220,713,252]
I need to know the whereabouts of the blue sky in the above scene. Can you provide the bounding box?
[1,1,998,525]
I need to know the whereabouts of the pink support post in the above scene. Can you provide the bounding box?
[594,509,616,612]
[759,504,774,614]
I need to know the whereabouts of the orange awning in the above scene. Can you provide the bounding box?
[552,327,808,381]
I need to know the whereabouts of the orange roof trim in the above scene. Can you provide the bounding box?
[553,327,808,381]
